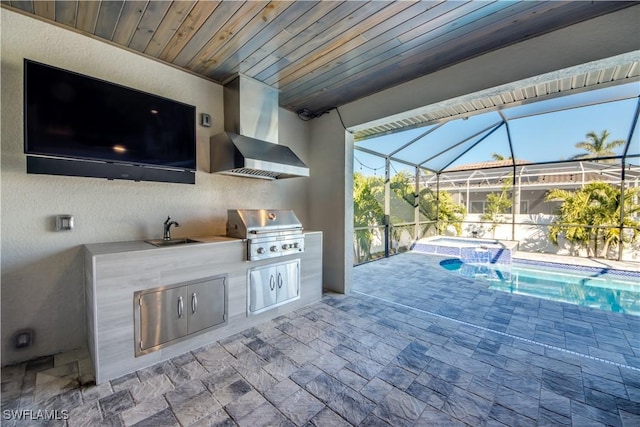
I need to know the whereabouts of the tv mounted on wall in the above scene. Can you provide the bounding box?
[24,59,196,184]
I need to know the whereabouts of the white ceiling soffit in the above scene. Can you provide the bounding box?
[353,51,640,141]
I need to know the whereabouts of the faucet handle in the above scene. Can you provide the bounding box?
[164,216,171,224]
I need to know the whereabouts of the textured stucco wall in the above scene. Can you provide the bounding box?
[307,114,353,293]
[0,9,310,365]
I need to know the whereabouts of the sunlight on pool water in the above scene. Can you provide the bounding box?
[440,258,640,315]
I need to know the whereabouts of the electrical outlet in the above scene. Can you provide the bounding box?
[55,215,74,231]
[15,329,33,349]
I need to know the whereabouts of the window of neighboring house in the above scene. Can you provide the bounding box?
[519,200,529,214]
[545,200,563,215]
[470,201,485,214]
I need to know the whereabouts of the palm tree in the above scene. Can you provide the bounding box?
[481,177,513,238]
[587,183,640,257]
[572,130,625,162]
[391,172,466,236]
[353,173,385,262]
[545,188,594,255]
[490,153,515,161]
[545,182,640,258]
[432,191,466,235]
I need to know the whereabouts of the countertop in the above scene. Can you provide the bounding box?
[84,231,321,256]
[84,235,242,256]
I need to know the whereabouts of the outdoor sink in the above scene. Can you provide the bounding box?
[145,238,202,247]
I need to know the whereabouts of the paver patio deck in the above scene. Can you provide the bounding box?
[1,252,638,426]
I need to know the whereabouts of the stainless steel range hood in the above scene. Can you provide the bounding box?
[210,75,309,180]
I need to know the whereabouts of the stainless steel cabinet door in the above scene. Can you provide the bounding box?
[249,266,277,313]
[187,277,226,334]
[276,261,299,303]
[139,287,187,352]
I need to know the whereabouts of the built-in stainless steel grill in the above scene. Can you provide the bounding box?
[227,209,304,261]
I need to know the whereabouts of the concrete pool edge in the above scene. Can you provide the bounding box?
[513,251,640,273]
[412,236,519,265]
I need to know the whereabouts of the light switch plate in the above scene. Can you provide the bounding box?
[55,215,74,231]
[201,113,211,127]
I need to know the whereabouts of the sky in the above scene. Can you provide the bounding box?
[355,82,639,176]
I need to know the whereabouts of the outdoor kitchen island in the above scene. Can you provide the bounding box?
[84,231,322,384]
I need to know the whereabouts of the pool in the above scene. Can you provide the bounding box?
[412,236,518,265]
[440,258,640,315]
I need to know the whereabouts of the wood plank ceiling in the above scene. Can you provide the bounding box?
[4,1,636,116]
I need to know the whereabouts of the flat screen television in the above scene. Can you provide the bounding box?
[24,59,196,184]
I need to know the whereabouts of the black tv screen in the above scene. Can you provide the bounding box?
[24,59,196,180]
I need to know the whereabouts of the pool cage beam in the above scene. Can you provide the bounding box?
[354,145,432,172]
[415,166,420,241]
[417,121,504,168]
[384,156,390,258]
[353,94,640,263]
[388,123,446,158]
[499,111,517,241]
[436,122,507,173]
[618,97,640,261]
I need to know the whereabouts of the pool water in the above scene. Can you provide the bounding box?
[440,258,640,315]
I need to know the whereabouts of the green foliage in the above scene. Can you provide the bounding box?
[353,172,384,228]
[572,130,625,162]
[353,172,384,262]
[417,188,467,235]
[353,171,467,262]
[545,182,640,258]
[491,153,513,161]
[480,177,513,236]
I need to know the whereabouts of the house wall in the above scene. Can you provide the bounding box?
[453,189,557,216]
[0,9,310,365]
[308,6,640,292]
[464,214,640,262]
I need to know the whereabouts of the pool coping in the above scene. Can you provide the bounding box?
[513,258,640,278]
[513,251,640,273]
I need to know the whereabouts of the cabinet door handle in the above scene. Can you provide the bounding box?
[191,293,198,314]
[270,275,275,291]
[177,296,184,318]
[278,272,283,289]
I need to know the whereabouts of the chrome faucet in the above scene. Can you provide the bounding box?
[163,216,180,240]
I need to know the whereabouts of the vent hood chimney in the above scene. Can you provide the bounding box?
[210,75,309,180]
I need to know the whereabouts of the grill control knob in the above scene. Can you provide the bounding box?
[270,246,278,252]
[257,247,266,254]
[282,244,289,250]
[293,242,299,248]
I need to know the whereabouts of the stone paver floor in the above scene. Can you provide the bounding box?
[1,252,639,426]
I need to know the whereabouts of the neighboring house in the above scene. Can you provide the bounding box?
[419,159,640,216]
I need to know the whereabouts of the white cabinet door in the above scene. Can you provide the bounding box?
[276,261,299,304]
[249,265,277,313]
